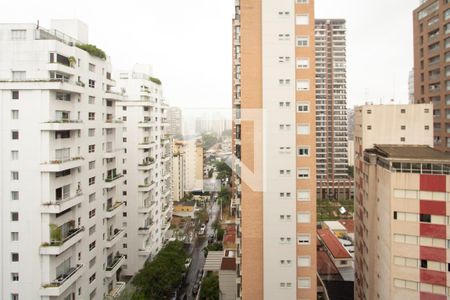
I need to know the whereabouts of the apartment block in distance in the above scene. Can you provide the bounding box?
[413,0,450,151]
[315,19,352,201]
[232,0,317,299]
[167,106,182,138]
[354,103,437,299]
[0,20,127,300]
[116,64,173,276]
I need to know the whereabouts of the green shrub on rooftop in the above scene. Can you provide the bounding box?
[148,76,162,85]
[76,44,107,60]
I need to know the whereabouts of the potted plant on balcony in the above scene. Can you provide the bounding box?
[49,224,62,243]
[68,56,76,68]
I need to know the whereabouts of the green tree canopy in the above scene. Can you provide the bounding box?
[132,241,187,299]
[199,273,220,300]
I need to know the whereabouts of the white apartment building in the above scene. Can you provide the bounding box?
[116,64,172,276]
[184,138,204,192]
[0,20,127,300]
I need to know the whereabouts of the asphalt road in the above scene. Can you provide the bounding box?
[178,200,220,300]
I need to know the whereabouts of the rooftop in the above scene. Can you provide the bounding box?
[317,229,352,259]
[338,220,354,233]
[369,145,450,161]
[220,257,236,271]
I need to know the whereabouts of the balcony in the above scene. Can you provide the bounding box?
[105,229,125,248]
[104,174,124,189]
[105,90,124,101]
[104,148,123,159]
[105,255,125,277]
[105,202,124,219]
[104,119,124,129]
[138,121,154,128]
[138,141,155,149]
[41,191,83,214]
[40,264,83,297]
[138,181,156,192]
[41,120,83,131]
[105,281,126,300]
[138,224,153,235]
[41,157,84,172]
[138,246,153,256]
[40,226,84,255]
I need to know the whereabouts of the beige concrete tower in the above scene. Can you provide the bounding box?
[233,0,317,299]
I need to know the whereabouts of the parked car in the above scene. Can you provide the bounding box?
[192,283,200,295]
[184,258,192,270]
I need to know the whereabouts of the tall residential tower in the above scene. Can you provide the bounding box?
[315,19,350,201]
[413,0,450,151]
[233,0,317,299]
[0,20,126,300]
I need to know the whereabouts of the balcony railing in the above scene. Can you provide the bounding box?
[42,264,83,288]
[105,174,123,183]
[106,255,125,271]
[107,201,123,212]
[44,226,84,247]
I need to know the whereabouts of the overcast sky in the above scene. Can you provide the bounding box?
[0,0,419,110]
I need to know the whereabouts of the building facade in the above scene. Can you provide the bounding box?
[173,138,203,193]
[232,0,317,299]
[315,19,351,201]
[167,106,182,138]
[356,145,450,299]
[172,140,186,201]
[354,103,434,299]
[413,0,450,151]
[116,64,172,276]
[0,20,127,300]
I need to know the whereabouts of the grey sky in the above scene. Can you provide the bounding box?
[0,0,419,109]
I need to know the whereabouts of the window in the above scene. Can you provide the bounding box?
[401,125,406,130]
[367,125,372,130]
[89,272,96,283]
[297,124,310,135]
[89,177,95,186]
[296,58,309,69]
[89,209,96,218]
[88,112,95,120]
[298,277,311,288]
[11,253,19,262]
[89,225,96,235]
[90,289,96,300]
[12,71,26,80]
[425,125,430,130]
[296,80,310,91]
[89,193,96,203]
[11,131,19,140]
[88,128,95,137]
[88,144,95,153]
[298,234,310,245]
[11,172,19,180]
[420,214,431,223]
[401,137,406,142]
[11,294,19,300]
[297,168,310,179]
[296,36,309,47]
[11,191,19,200]
[11,29,26,40]
[89,241,96,251]
[88,96,95,104]
[89,63,95,72]
[11,232,19,241]
[55,170,71,178]
[55,185,70,201]
[297,146,310,156]
[297,212,311,223]
[298,256,311,267]
[88,80,95,88]
[11,273,19,282]
[296,0,308,3]
[296,14,309,25]
[11,151,18,160]
[89,257,96,268]
[297,190,310,201]
[89,161,95,170]
[401,109,406,114]
[12,91,19,100]
[11,110,19,120]
[297,102,309,112]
